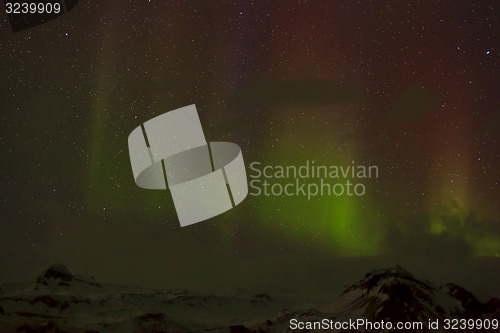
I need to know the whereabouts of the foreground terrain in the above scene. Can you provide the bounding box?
[0,264,498,332]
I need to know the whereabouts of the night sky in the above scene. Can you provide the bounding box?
[0,1,499,298]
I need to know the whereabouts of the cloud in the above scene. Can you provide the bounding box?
[384,222,474,262]
[383,202,500,262]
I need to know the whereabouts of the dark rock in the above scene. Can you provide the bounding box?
[229,325,253,333]
[254,293,272,301]
[36,264,102,288]
[443,283,482,317]
[36,264,72,285]
[29,295,78,312]
[483,297,500,314]
[251,293,273,305]
[133,312,165,325]
[16,320,67,333]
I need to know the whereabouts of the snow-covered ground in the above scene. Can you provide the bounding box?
[0,264,498,332]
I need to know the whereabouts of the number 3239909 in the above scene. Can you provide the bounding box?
[5,2,62,14]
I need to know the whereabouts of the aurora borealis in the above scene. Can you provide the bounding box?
[1,1,499,296]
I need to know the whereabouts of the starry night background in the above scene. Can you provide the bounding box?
[0,1,499,299]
